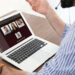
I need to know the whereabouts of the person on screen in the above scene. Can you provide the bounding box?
[17,19,25,28]
[11,23,17,30]
[1,0,75,75]
[3,26,11,35]
[15,32,22,39]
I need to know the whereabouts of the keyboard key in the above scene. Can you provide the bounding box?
[7,39,47,63]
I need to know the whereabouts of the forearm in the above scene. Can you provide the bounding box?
[45,7,66,37]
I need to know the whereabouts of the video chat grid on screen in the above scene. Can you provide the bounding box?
[0,14,32,52]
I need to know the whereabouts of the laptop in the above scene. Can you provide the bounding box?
[0,11,59,72]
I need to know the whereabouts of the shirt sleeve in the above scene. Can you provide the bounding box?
[62,24,70,39]
[28,24,75,75]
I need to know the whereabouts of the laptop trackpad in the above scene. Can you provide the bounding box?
[19,44,58,72]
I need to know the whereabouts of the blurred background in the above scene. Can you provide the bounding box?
[0,0,75,25]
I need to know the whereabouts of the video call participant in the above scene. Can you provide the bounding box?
[11,23,17,30]
[3,26,11,35]
[16,19,25,28]
[1,0,75,75]
[15,32,22,39]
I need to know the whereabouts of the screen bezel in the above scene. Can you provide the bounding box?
[0,11,35,54]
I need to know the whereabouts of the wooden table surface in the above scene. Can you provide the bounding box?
[0,11,61,72]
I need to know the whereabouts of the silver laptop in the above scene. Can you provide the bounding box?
[0,11,59,72]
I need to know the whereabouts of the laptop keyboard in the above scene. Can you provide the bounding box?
[7,39,47,64]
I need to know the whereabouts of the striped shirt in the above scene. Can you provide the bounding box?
[29,23,75,75]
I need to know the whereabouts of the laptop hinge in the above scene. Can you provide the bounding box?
[6,38,34,55]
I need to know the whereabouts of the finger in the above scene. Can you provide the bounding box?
[26,0,32,5]
[32,6,37,11]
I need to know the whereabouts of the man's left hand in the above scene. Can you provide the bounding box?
[1,66,28,75]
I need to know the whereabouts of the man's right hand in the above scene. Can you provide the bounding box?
[26,0,50,15]
[26,0,65,37]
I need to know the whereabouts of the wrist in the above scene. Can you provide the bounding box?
[45,7,52,17]
[25,72,28,75]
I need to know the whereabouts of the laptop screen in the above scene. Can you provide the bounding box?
[0,13,32,52]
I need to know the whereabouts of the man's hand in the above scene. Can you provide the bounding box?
[26,0,65,37]
[1,66,28,75]
[26,0,50,15]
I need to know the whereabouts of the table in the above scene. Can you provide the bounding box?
[0,11,61,72]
